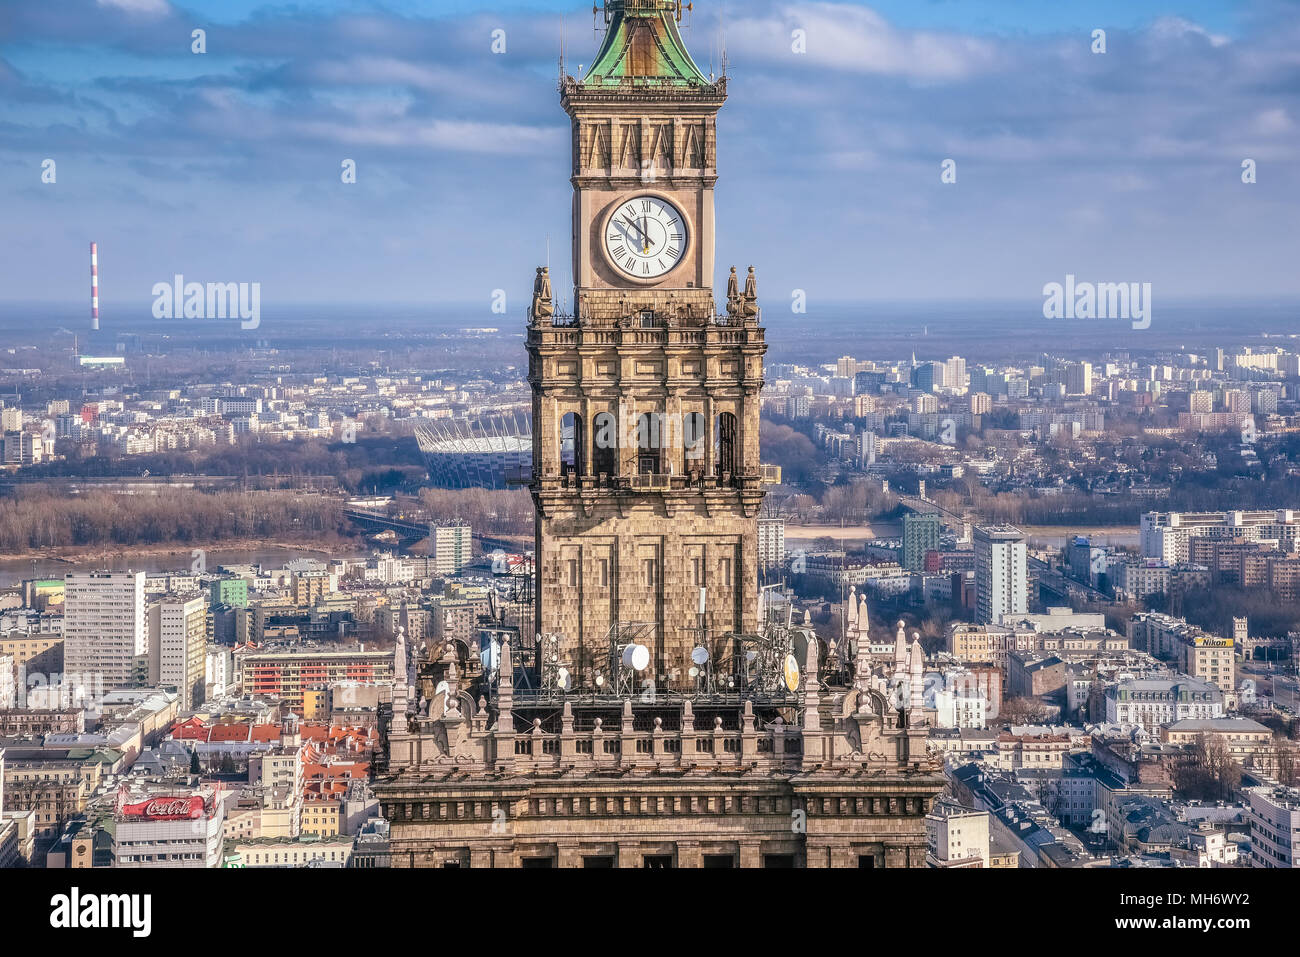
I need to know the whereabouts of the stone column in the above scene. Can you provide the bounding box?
[557,844,583,869]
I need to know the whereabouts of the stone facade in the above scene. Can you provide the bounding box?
[376,1,944,868]
[379,638,941,868]
[531,0,764,680]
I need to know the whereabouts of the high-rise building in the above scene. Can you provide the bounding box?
[836,356,862,378]
[149,596,207,709]
[901,513,941,571]
[757,517,786,568]
[429,522,472,577]
[973,526,1027,624]
[209,577,248,608]
[63,571,147,699]
[379,0,943,870]
[527,3,766,680]
[943,356,967,393]
[1065,361,1092,396]
[854,370,886,395]
[911,362,944,393]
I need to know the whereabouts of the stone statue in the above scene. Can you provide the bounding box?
[532,266,554,319]
[741,266,759,318]
[725,265,742,318]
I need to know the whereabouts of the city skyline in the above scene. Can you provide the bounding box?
[3,0,1300,905]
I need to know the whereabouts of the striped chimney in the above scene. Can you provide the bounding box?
[90,242,100,331]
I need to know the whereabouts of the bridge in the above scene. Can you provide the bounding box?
[342,507,430,547]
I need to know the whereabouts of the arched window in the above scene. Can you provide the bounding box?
[715,412,737,479]
[593,412,618,480]
[683,412,707,465]
[560,412,584,478]
[637,412,663,474]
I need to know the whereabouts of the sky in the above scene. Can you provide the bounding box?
[1,0,1297,317]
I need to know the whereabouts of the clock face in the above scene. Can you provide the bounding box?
[603,196,688,280]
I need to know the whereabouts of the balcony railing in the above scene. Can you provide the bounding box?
[544,470,753,492]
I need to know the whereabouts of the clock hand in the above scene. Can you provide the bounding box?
[641,215,651,254]
[621,214,647,245]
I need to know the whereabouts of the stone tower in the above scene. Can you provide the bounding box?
[528,0,765,688]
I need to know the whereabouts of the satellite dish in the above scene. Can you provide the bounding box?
[792,631,809,668]
[435,680,450,697]
[691,646,710,666]
[595,674,605,688]
[556,667,572,691]
[688,666,699,679]
[745,650,757,663]
[621,646,637,668]
[630,644,650,672]
[783,655,800,693]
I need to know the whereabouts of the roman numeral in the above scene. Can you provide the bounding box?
[641,200,650,212]
[625,257,636,269]
[642,262,650,274]
[610,246,626,258]
[670,232,682,241]
[667,247,679,257]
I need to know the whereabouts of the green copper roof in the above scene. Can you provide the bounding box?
[583,0,712,88]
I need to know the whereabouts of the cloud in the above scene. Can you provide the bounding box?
[96,0,171,15]
[728,2,1002,80]
[1,0,1298,303]
[1150,16,1231,48]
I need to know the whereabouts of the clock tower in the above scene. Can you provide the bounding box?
[528,0,766,688]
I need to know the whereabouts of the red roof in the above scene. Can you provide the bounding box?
[208,725,253,743]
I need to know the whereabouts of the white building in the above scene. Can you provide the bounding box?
[114,790,225,868]
[1140,509,1300,563]
[757,517,786,568]
[63,571,147,701]
[1246,786,1300,868]
[0,653,13,709]
[926,803,990,868]
[1104,677,1224,734]
[429,523,472,577]
[932,685,987,729]
[205,645,233,700]
[149,596,208,710]
[974,526,1027,624]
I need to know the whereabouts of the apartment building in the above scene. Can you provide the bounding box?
[63,571,147,698]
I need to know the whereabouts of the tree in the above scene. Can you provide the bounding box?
[999,697,1053,726]
[1174,734,1242,801]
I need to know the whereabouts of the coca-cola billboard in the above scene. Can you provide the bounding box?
[120,796,206,820]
